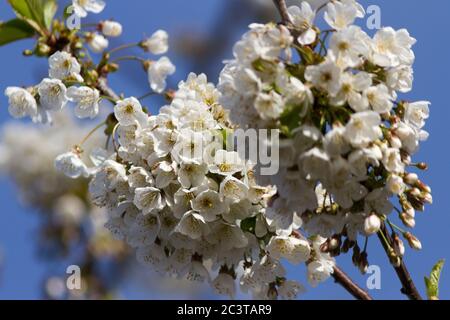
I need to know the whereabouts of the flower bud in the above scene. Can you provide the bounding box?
[404,232,422,250]
[417,162,428,170]
[404,173,418,185]
[422,193,433,204]
[400,212,416,228]
[87,33,109,53]
[100,20,123,37]
[393,234,405,257]
[388,247,401,267]
[364,214,381,235]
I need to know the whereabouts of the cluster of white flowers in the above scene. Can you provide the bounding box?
[5,50,102,124]
[57,73,333,299]
[218,0,431,265]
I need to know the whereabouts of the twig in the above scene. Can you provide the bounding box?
[97,77,120,101]
[272,0,292,25]
[332,266,373,300]
[377,222,423,300]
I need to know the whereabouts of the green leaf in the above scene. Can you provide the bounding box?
[7,0,57,32]
[240,217,256,234]
[43,0,57,29]
[0,19,35,46]
[424,259,445,300]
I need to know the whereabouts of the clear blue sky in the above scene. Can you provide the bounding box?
[0,0,449,300]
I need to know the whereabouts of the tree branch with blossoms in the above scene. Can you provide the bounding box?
[0,0,444,301]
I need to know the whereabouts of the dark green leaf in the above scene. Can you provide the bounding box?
[424,259,445,300]
[0,19,35,46]
[240,217,256,234]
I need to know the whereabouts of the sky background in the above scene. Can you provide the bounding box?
[0,0,449,300]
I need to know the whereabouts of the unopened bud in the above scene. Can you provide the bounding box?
[388,247,401,267]
[422,193,433,204]
[23,49,33,56]
[364,214,381,235]
[404,232,422,250]
[404,173,419,185]
[417,162,428,170]
[400,213,416,228]
[393,234,405,257]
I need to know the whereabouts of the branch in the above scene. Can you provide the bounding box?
[272,0,292,25]
[97,77,120,101]
[332,266,373,300]
[377,222,423,300]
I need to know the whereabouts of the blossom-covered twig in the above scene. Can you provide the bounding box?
[378,223,422,300]
[332,266,373,300]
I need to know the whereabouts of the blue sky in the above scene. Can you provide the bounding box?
[0,0,449,300]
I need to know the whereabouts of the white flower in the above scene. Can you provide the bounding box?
[114,97,146,126]
[305,55,342,96]
[382,148,404,174]
[48,51,82,81]
[323,126,350,156]
[278,280,304,300]
[147,56,176,93]
[331,72,372,111]
[307,258,334,287]
[219,176,249,202]
[344,111,382,148]
[387,174,405,195]
[141,30,169,55]
[175,211,210,240]
[67,86,100,118]
[209,150,245,176]
[4,87,37,119]
[101,20,123,37]
[287,3,316,45]
[128,213,161,247]
[54,151,90,179]
[364,214,381,235]
[370,27,416,67]
[324,0,364,30]
[364,84,394,114]
[88,33,109,53]
[133,187,165,215]
[267,236,311,265]
[191,190,225,222]
[72,0,105,18]
[404,101,430,130]
[329,26,370,68]
[387,65,413,93]
[212,273,236,299]
[38,78,68,111]
[178,163,207,188]
[254,91,285,120]
[299,148,330,181]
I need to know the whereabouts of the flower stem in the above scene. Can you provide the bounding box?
[108,42,140,55]
[79,121,106,146]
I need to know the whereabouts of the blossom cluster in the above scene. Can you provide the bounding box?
[218,0,430,267]
[64,72,334,299]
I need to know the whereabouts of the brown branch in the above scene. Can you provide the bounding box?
[332,266,373,300]
[272,0,292,25]
[377,222,423,300]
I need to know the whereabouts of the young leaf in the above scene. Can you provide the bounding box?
[7,0,57,32]
[43,0,58,29]
[424,259,445,300]
[0,19,35,46]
